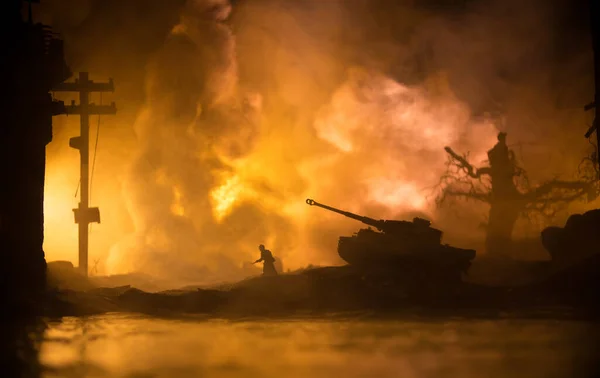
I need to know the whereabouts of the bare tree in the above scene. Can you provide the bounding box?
[436,132,598,257]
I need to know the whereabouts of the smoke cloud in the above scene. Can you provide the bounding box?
[40,0,597,286]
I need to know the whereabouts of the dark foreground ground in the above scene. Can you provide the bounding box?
[43,253,600,321]
[4,255,600,377]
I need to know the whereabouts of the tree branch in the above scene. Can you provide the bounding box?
[444,147,491,178]
[522,179,595,219]
[435,175,492,206]
[437,140,598,233]
[443,189,491,203]
[527,180,593,200]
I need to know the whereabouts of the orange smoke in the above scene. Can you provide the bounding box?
[43,0,501,285]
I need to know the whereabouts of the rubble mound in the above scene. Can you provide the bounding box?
[541,209,600,266]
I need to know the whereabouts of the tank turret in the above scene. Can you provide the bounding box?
[306,198,443,244]
[306,198,476,283]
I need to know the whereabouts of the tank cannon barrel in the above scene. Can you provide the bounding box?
[305,198,383,231]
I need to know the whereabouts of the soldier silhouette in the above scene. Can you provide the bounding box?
[254,244,278,276]
[485,132,520,256]
[487,132,516,182]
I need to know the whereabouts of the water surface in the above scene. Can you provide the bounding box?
[39,313,599,378]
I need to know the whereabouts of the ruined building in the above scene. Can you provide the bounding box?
[0,0,71,314]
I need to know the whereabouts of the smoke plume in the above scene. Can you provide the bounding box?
[40,0,596,286]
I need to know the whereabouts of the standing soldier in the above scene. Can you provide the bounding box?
[253,244,278,276]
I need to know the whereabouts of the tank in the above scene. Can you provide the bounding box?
[306,198,476,280]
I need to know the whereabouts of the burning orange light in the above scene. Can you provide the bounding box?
[366,179,427,210]
[170,186,186,217]
[43,168,79,264]
[210,173,254,222]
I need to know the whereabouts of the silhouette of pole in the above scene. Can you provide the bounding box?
[53,72,116,275]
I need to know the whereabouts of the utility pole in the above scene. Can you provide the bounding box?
[53,72,116,276]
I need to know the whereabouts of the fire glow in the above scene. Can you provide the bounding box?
[210,174,253,222]
[42,0,500,283]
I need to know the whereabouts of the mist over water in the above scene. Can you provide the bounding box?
[40,0,597,284]
[38,314,600,378]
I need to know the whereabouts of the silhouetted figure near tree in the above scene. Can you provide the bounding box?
[485,132,521,256]
[254,244,278,276]
[438,132,597,259]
